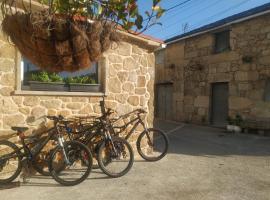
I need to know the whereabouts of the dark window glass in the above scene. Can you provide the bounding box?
[22,58,99,91]
[214,31,230,53]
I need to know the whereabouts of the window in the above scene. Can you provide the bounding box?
[214,30,230,53]
[264,79,270,101]
[21,58,101,93]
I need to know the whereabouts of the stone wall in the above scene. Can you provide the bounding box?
[157,13,270,124]
[0,29,156,142]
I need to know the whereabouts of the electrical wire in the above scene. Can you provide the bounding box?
[163,0,253,39]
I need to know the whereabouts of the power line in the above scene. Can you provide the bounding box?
[143,0,194,22]
[189,0,253,30]
[147,0,221,35]
[163,0,253,39]
[165,0,194,13]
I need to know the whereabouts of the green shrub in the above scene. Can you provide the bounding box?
[49,73,63,82]
[31,71,50,82]
[64,76,96,84]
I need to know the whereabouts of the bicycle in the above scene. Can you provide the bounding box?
[111,109,169,161]
[0,116,93,186]
[63,106,134,178]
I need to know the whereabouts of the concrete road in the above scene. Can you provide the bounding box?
[1,120,270,200]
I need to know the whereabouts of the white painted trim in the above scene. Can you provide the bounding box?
[166,9,270,45]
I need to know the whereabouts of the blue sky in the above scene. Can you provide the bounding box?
[138,0,270,40]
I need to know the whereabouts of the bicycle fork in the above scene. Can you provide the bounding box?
[57,135,71,166]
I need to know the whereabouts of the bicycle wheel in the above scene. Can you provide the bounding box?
[49,141,92,186]
[86,135,104,169]
[97,137,134,178]
[32,154,50,176]
[0,140,22,184]
[137,128,169,161]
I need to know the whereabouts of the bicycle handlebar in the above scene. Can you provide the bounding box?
[46,115,64,122]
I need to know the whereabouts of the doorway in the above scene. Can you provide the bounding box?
[210,82,229,127]
[156,84,173,120]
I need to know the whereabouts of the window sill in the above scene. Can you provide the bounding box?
[213,48,231,55]
[14,90,106,97]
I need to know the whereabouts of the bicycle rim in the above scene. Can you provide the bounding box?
[49,141,92,186]
[98,137,134,178]
[0,141,22,183]
[137,129,168,161]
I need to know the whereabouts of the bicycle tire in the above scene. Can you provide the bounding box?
[136,128,169,162]
[0,140,22,184]
[32,157,50,176]
[97,137,134,178]
[49,141,92,186]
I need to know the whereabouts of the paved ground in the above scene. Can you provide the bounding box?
[1,120,270,200]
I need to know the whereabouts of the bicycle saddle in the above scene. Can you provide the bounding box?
[11,127,29,132]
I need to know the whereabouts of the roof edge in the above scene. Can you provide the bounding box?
[166,3,270,45]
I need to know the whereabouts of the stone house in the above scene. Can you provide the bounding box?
[0,2,163,140]
[155,3,270,127]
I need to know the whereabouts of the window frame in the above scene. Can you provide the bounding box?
[14,51,108,96]
[213,30,231,54]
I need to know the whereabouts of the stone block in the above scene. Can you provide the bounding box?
[0,98,17,114]
[72,97,88,103]
[238,83,250,91]
[194,96,209,108]
[108,54,122,63]
[23,96,40,106]
[0,59,15,72]
[57,110,72,117]
[147,54,155,68]
[0,44,15,59]
[132,45,143,55]
[58,97,72,102]
[3,114,25,128]
[122,82,135,93]
[47,109,57,116]
[79,105,93,114]
[115,94,128,104]
[112,64,123,71]
[217,62,230,73]
[123,57,137,70]
[235,71,259,81]
[229,96,253,110]
[31,107,46,118]
[117,71,129,83]
[12,96,23,105]
[135,88,146,95]
[259,56,270,65]
[19,107,30,115]
[108,77,121,93]
[137,76,146,87]
[41,100,61,109]
[66,102,83,110]
[0,73,15,86]
[117,43,132,56]
[128,96,140,106]
[0,87,13,96]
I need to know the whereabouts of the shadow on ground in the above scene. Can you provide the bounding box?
[154,119,270,157]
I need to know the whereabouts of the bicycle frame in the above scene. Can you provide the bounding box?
[112,111,148,141]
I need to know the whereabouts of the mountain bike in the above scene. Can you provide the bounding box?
[0,116,93,186]
[111,109,169,161]
[63,106,134,178]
